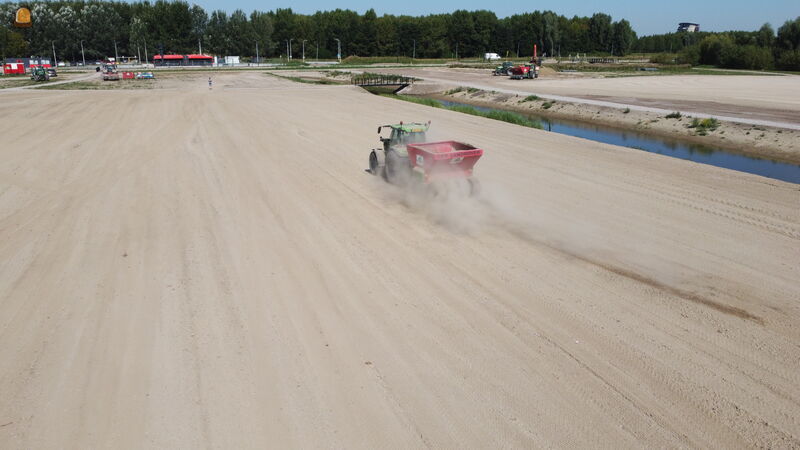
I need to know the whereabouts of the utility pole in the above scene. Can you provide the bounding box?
[113,40,118,64]
[255,41,259,64]
[137,44,140,65]
[334,38,341,62]
[80,40,86,67]
[144,39,148,64]
[412,39,416,59]
[455,42,459,60]
[315,42,319,61]
[289,38,293,60]
[302,40,307,61]
[198,38,202,54]
[51,41,57,67]
[286,40,289,62]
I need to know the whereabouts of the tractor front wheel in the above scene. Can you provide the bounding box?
[368,151,385,179]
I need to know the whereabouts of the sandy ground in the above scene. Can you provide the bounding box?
[365,67,800,127]
[287,67,800,164]
[1,72,799,448]
[436,88,800,165]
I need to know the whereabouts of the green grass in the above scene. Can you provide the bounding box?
[383,95,443,108]
[265,72,338,84]
[688,117,720,135]
[381,94,542,129]
[519,95,540,102]
[541,101,554,109]
[324,70,352,78]
[0,79,39,89]
[36,80,155,90]
[341,56,453,65]
[352,72,419,83]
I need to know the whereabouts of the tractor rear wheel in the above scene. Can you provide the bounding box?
[468,178,481,197]
[385,150,408,185]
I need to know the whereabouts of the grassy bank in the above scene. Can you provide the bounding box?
[377,92,542,129]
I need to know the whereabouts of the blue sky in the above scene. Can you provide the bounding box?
[190,0,798,36]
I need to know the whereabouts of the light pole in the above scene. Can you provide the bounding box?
[255,41,259,65]
[289,38,293,60]
[113,40,118,64]
[80,40,86,67]
[51,41,57,67]
[412,39,416,59]
[315,42,319,61]
[334,38,341,62]
[144,38,148,64]
[285,40,289,61]
[302,39,307,61]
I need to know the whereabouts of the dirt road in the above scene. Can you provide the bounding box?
[370,67,800,128]
[1,72,798,448]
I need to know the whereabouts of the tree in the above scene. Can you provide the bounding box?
[191,5,208,51]
[588,13,612,52]
[1,26,30,59]
[611,19,635,56]
[756,23,774,47]
[250,11,273,58]
[776,17,800,50]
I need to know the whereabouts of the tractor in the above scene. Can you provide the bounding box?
[368,121,430,182]
[492,61,514,76]
[367,121,483,196]
[29,67,50,82]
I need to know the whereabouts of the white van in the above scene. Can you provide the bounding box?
[484,53,501,61]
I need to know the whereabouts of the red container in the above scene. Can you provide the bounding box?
[406,140,483,181]
[3,63,25,75]
[122,71,134,79]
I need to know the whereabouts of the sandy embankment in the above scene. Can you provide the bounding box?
[0,72,798,448]
[360,67,800,163]
[430,88,800,164]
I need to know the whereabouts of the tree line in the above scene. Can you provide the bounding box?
[1,1,636,62]
[635,18,800,70]
[1,1,797,71]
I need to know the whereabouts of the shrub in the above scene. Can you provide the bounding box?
[520,95,540,102]
[649,53,676,64]
[665,111,682,119]
[688,117,720,134]
[777,49,800,71]
[444,86,465,95]
[623,107,631,114]
[542,102,553,109]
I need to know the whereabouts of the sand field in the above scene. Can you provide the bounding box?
[0,71,798,448]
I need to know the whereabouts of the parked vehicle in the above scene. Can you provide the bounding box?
[493,61,514,76]
[30,67,50,82]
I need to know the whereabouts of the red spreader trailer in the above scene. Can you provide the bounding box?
[406,141,483,182]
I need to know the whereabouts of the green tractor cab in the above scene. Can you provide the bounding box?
[369,121,431,179]
[30,67,50,82]
[493,61,514,76]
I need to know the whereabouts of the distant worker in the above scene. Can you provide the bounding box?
[208,77,212,90]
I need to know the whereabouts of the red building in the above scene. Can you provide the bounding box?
[153,54,213,66]
[3,63,25,75]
